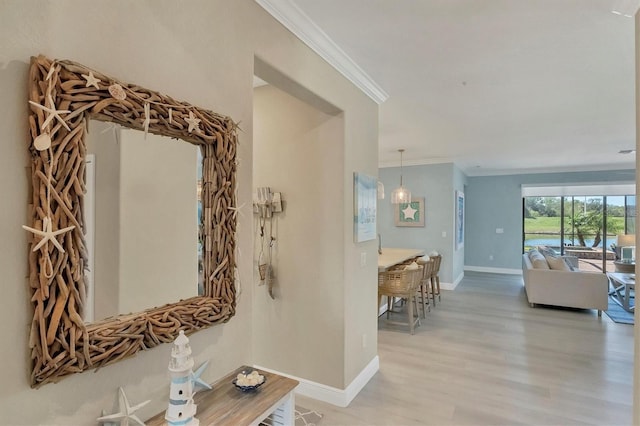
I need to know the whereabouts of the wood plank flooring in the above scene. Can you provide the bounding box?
[297,272,634,425]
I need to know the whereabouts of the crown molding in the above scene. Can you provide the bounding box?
[379,157,636,177]
[254,0,389,104]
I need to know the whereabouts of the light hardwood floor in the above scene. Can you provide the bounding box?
[297,271,634,425]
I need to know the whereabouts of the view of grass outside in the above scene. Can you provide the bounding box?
[523,195,633,252]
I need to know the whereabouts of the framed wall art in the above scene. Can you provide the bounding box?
[354,172,377,242]
[455,190,465,250]
[394,197,425,227]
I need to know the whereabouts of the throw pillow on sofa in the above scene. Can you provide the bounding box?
[543,253,572,271]
[528,250,550,269]
[537,246,558,258]
[538,246,575,271]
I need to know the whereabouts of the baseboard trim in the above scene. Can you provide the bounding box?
[378,301,389,316]
[254,356,379,408]
[440,281,457,291]
[464,265,523,275]
[439,272,464,291]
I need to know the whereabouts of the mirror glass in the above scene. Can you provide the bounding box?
[83,121,203,323]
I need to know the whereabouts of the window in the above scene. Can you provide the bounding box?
[523,194,635,273]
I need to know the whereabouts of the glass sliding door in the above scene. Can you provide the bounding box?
[625,195,636,234]
[524,193,634,273]
[523,197,562,252]
[606,196,626,272]
[563,197,576,251]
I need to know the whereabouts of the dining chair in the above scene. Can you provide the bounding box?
[417,257,435,316]
[429,254,442,303]
[378,267,423,334]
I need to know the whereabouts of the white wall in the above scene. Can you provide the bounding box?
[0,0,378,423]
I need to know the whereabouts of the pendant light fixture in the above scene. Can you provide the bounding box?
[391,149,411,204]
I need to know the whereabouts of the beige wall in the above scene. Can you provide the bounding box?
[0,0,378,423]
[87,124,199,321]
[253,85,345,387]
[118,129,198,314]
[87,120,121,321]
[634,11,639,426]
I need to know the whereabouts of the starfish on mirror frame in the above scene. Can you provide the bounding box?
[229,120,242,133]
[185,110,201,133]
[402,203,418,220]
[96,387,150,426]
[28,93,71,131]
[82,71,102,89]
[22,216,75,253]
[228,202,247,219]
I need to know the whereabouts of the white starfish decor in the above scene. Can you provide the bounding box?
[185,111,201,133]
[227,202,247,219]
[402,203,418,220]
[22,216,75,253]
[191,360,213,392]
[28,93,71,131]
[82,71,102,89]
[96,387,150,426]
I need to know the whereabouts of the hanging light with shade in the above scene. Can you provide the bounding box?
[391,149,411,204]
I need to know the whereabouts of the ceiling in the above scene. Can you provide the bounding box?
[270,0,637,176]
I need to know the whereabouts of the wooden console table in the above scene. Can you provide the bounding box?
[146,366,299,426]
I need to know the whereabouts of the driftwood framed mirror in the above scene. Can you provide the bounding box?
[25,55,237,387]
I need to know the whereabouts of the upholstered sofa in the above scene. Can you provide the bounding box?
[522,250,608,316]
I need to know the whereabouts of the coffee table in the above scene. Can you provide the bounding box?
[607,272,635,312]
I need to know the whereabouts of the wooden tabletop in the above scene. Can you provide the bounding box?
[378,248,425,271]
[146,366,299,425]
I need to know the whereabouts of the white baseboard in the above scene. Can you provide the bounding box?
[378,302,389,316]
[439,281,457,290]
[439,272,464,291]
[254,355,379,408]
[464,265,523,275]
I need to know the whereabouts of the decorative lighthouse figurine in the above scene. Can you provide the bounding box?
[165,330,211,426]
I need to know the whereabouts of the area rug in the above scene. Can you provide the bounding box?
[259,406,323,426]
[604,296,634,325]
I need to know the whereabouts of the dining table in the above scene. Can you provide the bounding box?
[378,247,425,271]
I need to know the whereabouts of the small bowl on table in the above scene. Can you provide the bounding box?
[232,370,266,392]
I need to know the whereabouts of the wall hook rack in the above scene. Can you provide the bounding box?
[253,187,283,299]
